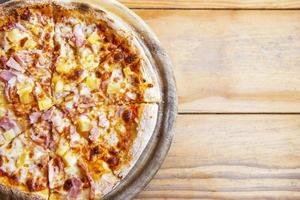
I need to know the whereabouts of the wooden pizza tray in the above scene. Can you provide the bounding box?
[0,0,177,199]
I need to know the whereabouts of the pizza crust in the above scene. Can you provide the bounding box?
[97,7,161,102]
[0,0,52,16]
[94,173,120,198]
[97,5,161,102]
[116,104,159,178]
[0,181,48,200]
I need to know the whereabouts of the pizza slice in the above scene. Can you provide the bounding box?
[0,3,55,97]
[48,149,119,200]
[0,133,50,199]
[62,103,158,178]
[52,2,160,104]
[96,49,160,104]
[49,102,158,198]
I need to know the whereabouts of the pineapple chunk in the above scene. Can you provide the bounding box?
[116,122,126,134]
[55,79,64,94]
[101,161,111,171]
[123,67,132,78]
[3,129,16,142]
[24,38,37,49]
[77,115,91,132]
[17,82,34,94]
[89,160,111,179]
[107,82,120,94]
[0,92,6,104]
[49,193,61,200]
[16,150,28,167]
[103,63,114,73]
[27,24,39,35]
[6,29,26,43]
[56,60,76,74]
[63,84,72,92]
[87,31,101,44]
[17,83,34,104]
[19,92,34,104]
[64,166,80,176]
[52,74,59,83]
[63,151,78,166]
[0,49,5,57]
[0,107,6,118]
[85,75,99,91]
[80,48,98,70]
[56,138,70,157]
[38,97,53,111]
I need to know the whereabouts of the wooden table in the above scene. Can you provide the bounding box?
[119,1,300,199]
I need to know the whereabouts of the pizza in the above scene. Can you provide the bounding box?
[0,0,161,199]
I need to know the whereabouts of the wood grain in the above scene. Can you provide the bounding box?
[134,10,300,113]
[136,114,300,199]
[119,0,300,9]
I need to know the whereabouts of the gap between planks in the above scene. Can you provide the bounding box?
[178,112,300,115]
[131,8,300,11]
[119,0,300,10]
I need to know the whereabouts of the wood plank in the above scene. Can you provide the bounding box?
[134,10,300,113]
[136,114,300,199]
[119,0,300,9]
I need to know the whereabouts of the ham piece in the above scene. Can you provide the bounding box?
[74,24,85,47]
[0,116,17,130]
[29,112,41,124]
[0,70,16,82]
[6,56,25,72]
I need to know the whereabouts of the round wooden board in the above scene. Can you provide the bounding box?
[0,0,177,199]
